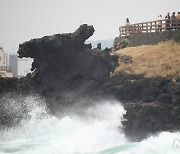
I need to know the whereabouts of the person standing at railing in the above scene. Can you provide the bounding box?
[176,12,180,30]
[176,12,180,19]
[165,13,171,30]
[125,18,130,36]
[158,15,163,31]
[126,18,130,25]
[171,12,176,30]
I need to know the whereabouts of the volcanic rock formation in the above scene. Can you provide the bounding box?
[109,73,180,141]
[1,24,180,142]
[17,24,117,113]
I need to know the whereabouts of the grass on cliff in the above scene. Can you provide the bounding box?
[113,41,180,80]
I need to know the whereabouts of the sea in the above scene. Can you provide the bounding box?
[0,95,180,154]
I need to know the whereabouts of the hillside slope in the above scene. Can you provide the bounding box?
[113,41,180,80]
[109,41,180,140]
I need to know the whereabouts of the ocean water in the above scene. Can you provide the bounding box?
[0,95,180,154]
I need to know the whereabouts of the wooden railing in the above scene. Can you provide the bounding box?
[119,19,180,36]
[0,66,12,72]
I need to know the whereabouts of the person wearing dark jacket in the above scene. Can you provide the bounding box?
[171,12,176,30]
[165,13,171,30]
[176,12,180,30]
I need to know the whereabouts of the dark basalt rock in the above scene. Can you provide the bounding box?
[108,72,180,141]
[0,24,118,128]
[120,55,132,64]
[112,38,129,51]
[0,75,33,95]
[16,24,117,113]
[1,24,180,142]
[122,101,180,141]
[0,77,18,94]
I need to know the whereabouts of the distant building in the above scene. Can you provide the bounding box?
[0,45,13,77]
[0,45,8,66]
[9,54,18,77]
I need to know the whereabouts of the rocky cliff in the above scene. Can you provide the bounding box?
[110,41,180,141]
[1,24,180,142]
[108,73,180,141]
[17,24,117,113]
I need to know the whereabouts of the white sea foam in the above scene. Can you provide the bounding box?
[0,96,126,154]
[0,95,180,154]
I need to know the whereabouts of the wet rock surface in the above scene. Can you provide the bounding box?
[109,73,180,141]
[0,24,118,128]
[123,102,180,141]
[0,24,180,141]
[17,24,117,113]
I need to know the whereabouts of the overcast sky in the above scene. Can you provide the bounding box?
[0,0,179,75]
[0,0,179,54]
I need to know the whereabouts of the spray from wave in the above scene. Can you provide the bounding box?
[0,95,126,154]
[0,95,180,154]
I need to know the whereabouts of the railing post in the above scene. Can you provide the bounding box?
[119,19,179,36]
[146,23,148,33]
[119,27,121,37]
[150,22,152,32]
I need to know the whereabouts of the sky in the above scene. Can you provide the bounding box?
[0,0,179,75]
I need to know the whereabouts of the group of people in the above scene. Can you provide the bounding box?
[123,12,180,36]
[125,12,180,35]
[158,12,180,31]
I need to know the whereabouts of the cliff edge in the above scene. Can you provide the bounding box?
[110,41,180,141]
